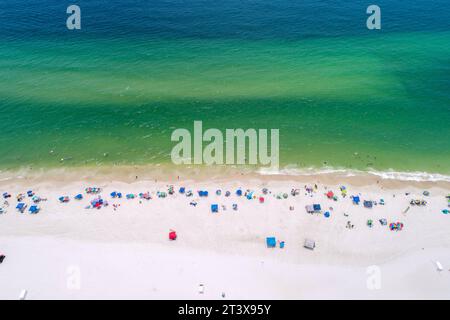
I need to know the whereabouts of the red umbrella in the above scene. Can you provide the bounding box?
[169,230,177,241]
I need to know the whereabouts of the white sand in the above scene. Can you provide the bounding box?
[0,177,449,299]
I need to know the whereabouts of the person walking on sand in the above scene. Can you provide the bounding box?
[0,252,5,264]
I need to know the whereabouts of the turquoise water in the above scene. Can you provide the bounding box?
[0,1,449,174]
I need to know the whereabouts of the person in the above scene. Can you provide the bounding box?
[0,253,5,264]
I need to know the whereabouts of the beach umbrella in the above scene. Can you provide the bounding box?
[324,211,330,218]
[169,230,177,241]
[75,194,83,200]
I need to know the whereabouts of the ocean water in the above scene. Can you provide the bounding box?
[0,0,449,175]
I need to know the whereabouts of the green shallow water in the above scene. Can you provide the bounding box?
[0,31,449,173]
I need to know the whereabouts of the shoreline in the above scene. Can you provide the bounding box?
[1,165,450,190]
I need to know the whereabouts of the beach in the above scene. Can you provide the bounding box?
[1,0,450,301]
[1,169,449,299]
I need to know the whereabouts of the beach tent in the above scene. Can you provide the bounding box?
[198,191,208,197]
[363,200,373,208]
[169,230,177,241]
[16,203,27,213]
[29,205,39,214]
[304,239,316,250]
[313,204,321,212]
[75,194,83,200]
[266,237,276,248]
[59,196,69,203]
[211,204,218,213]
[352,196,360,205]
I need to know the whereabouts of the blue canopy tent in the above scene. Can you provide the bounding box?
[313,204,321,212]
[266,237,276,248]
[211,204,218,213]
[16,202,26,213]
[29,205,39,214]
[198,191,208,197]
